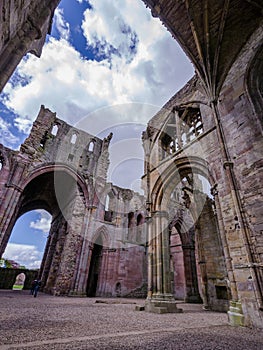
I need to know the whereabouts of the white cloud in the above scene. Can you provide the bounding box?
[0,116,20,147]
[82,1,140,62]
[54,8,71,41]
[3,243,43,269]
[30,210,51,235]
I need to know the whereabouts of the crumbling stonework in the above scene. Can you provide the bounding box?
[142,0,263,327]
[0,106,147,298]
[0,0,61,92]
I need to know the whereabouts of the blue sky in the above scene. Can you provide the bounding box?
[1,0,194,269]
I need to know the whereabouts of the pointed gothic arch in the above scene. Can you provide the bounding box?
[246,44,263,128]
[147,156,229,311]
[86,226,110,297]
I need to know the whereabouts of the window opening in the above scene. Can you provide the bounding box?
[160,107,203,159]
[104,194,113,222]
[51,125,58,136]
[128,212,134,228]
[68,154,74,161]
[88,141,94,152]
[137,213,143,226]
[40,131,48,149]
[105,194,110,211]
[70,134,77,144]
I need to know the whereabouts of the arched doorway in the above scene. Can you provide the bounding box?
[167,172,229,311]
[168,176,204,305]
[86,235,103,297]
[147,157,230,312]
[169,223,202,304]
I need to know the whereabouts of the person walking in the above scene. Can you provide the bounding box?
[32,279,41,297]
[30,279,38,295]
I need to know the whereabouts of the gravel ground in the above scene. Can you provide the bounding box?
[0,290,262,350]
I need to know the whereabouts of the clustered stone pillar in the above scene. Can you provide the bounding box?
[145,211,182,313]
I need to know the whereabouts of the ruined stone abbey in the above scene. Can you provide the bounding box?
[0,0,262,328]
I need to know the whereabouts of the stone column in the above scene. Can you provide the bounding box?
[145,211,182,313]
[69,206,93,295]
[100,249,109,295]
[155,212,163,297]
[211,186,238,302]
[146,216,153,298]
[0,160,28,255]
[152,219,157,295]
[160,211,172,297]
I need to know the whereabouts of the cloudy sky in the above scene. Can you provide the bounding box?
[1,0,194,268]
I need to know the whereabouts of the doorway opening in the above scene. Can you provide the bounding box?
[86,235,103,297]
[168,172,229,311]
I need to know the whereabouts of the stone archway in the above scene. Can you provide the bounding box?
[85,227,110,298]
[169,212,202,304]
[0,168,88,296]
[146,157,230,312]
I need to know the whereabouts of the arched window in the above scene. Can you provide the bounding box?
[136,213,143,226]
[88,141,94,152]
[105,194,110,211]
[40,131,48,149]
[128,212,134,228]
[104,194,113,222]
[51,124,58,136]
[160,107,203,160]
[70,133,77,144]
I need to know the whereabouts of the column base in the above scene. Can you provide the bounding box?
[227,301,245,327]
[145,295,183,314]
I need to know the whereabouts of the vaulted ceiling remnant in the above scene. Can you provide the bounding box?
[142,0,263,99]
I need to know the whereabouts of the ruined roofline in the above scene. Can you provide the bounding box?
[36,105,105,143]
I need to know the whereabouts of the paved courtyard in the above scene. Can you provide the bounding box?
[0,290,262,350]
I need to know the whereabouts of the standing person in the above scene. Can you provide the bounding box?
[33,279,41,297]
[30,279,41,298]
[30,279,38,295]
